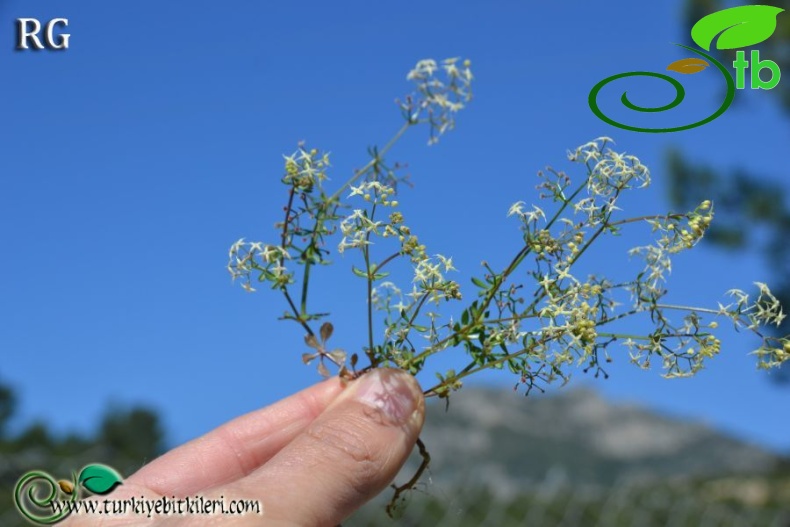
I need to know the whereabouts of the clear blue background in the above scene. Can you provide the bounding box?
[2,1,788,454]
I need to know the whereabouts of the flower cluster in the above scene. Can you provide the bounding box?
[227,239,292,292]
[400,57,473,144]
[282,146,331,190]
[227,57,790,515]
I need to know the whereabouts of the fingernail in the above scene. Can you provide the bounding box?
[353,369,422,425]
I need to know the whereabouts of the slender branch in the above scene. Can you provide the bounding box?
[407,292,431,329]
[423,341,538,395]
[596,331,712,340]
[329,122,412,203]
[655,303,724,316]
[282,290,314,336]
[410,176,591,366]
[280,187,296,250]
[608,213,685,228]
[375,251,402,274]
[364,205,378,366]
[301,261,312,316]
[386,437,431,517]
[278,186,315,336]
[297,122,414,336]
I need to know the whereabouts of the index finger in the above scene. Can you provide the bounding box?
[127,375,347,495]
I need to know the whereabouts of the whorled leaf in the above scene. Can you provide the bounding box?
[666,57,709,74]
[691,5,784,51]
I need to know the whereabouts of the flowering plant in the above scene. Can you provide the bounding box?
[227,58,789,514]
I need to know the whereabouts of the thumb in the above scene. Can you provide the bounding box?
[239,368,425,526]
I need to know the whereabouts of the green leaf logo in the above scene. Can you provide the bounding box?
[78,464,123,495]
[691,5,784,51]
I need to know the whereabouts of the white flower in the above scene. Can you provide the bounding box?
[507,201,525,217]
[229,238,246,257]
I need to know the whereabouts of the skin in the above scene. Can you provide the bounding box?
[62,368,425,526]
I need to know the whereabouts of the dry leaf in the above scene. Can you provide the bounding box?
[320,322,334,343]
[328,349,346,364]
[304,334,320,349]
[666,57,710,74]
[317,361,330,377]
[302,352,317,365]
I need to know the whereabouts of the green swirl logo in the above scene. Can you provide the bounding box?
[589,5,784,133]
[14,464,123,524]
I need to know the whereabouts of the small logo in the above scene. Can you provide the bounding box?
[589,5,784,133]
[14,464,123,524]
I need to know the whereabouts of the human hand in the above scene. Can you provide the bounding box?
[63,368,425,526]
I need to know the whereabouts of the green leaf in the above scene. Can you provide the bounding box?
[471,277,487,289]
[351,266,368,278]
[372,271,390,280]
[691,5,784,51]
[78,464,123,495]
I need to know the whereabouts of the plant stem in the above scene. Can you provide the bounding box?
[386,437,430,517]
[655,304,723,315]
[329,122,412,203]
[364,205,378,366]
[296,122,414,337]
[608,213,685,228]
[410,177,591,366]
[278,186,315,336]
[375,252,402,274]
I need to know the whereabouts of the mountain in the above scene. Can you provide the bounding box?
[402,386,782,499]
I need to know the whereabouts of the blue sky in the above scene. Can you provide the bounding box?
[2,0,789,456]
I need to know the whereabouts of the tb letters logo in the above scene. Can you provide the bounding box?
[16,18,70,50]
[589,5,784,133]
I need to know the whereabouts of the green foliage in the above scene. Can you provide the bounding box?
[99,406,164,467]
[0,384,15,437]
